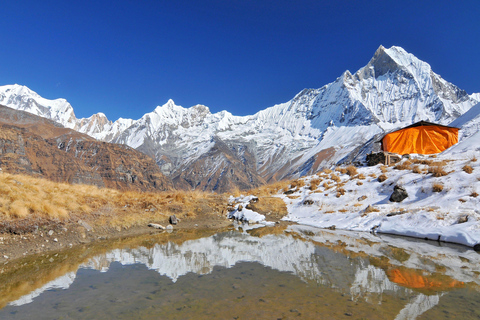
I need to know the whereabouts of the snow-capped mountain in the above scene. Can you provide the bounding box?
[1,45,479,191]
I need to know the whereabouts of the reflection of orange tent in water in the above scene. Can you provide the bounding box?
[387,267,464,292]
[381,121,459,155]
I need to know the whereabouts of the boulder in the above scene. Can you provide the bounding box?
[169,215,178,225]
[303,199,314,205]
[457,215,469,224]
[389,185,408,202]
[148,223,165,230]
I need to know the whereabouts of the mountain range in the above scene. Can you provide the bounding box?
[1,45,479,192]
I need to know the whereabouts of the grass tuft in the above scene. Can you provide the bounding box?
[428,165,449,177]
[463,165,474,174]
[432,183,444,193]
[346,165,358,176]
[377,174,388,182]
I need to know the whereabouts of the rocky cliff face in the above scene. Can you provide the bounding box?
[0,105,172,191]
[1,45,478,191]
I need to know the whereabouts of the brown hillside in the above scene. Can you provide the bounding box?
[0,105,172,191]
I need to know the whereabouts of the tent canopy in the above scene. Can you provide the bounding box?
[381,121,459,155]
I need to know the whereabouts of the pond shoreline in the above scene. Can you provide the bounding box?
[0,214,234,264]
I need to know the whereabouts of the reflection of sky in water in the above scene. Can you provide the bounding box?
[6,226,480,319]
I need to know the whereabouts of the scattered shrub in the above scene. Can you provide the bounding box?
[309,178,321,190]
[463,165,474,174]
[346,165,358,176]
[428,165,449,177]
[432,183,444,192]
[364,205,380,213]
[411,165,422,174]
[336,167,347,174]
[471,191,479,198]
[330,174,341,183]
[357,173,366,180]
[377,174,388,182]
[369,173,377,178]
[394,160,412,170]
[336,188,346,197]
[356,181,363,186]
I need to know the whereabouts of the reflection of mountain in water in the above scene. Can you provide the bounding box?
[8,229,479,319]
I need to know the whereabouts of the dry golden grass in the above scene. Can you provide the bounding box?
[380,165,388,173]
[432,183,444,192]
[428,165,449,177]
[246,196,288,218]
[323,182,332,190]
[356,181,363,186]
[411,165,422,174]
[335,167,347,174]
[346,165,358,176]
[309,178,321,190]
[0,172,226,229]
[250,180,291,197]
[338,208,348,213]
[463,165,474,174]
[471,191,479,198]
[369,173,377,178]
[336,188,346,198]
[330,173,341,183]
[322,168,333,174]
[377,174,388,182]
[290,179,306,189]
[353,203,363,207]
[357,173,366,180]
[394,160,412,170]
[364,205,380,213]
[471,155,478,162]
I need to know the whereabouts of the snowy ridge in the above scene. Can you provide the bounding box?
[1,45,479,188]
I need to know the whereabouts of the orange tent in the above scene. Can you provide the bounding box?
[381,121,459,155]
[387,267,464,292]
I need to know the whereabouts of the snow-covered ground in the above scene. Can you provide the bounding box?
[274,149,480,248]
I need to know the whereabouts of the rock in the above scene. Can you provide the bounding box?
[227,206,236,212]
[457,215,469,224]
[474,244,480,252]
[169,215,178,225]
[389,185,408,202]
[250,197,259,203]
[303,199,314,205]
[78,220,92,232]
[48,230,54,236]
[327,225,336,230]
[387,211,405,217]
[284,189,296,195]
[238,205,243,212]
[148,223,165,230]
[245,204,253,210]
[357,195,367,201]
[166,225,173,230]
[53,238,58,242]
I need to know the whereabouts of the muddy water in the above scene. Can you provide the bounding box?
[0,226,479,319]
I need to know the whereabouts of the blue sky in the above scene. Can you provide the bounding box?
[1,1,479,120]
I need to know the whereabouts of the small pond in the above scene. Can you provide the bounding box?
[1,225,479,319]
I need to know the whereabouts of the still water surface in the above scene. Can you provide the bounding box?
[0,225,479,319]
